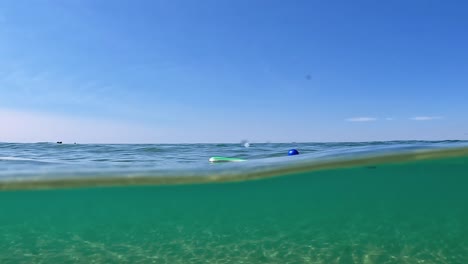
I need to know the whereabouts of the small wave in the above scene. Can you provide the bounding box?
[0,156,58,164]
[0,156,38,161]
[137,147,167,153]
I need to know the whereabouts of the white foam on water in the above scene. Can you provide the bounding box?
[0,156,37,161]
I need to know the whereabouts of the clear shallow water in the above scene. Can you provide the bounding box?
[0,141,468,263]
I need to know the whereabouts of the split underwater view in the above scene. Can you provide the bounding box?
[1,141,467,263]
[2,0,468,263]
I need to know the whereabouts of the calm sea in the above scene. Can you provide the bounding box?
[0,141,467,263]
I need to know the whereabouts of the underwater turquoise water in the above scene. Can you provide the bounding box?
[0,141,467,263]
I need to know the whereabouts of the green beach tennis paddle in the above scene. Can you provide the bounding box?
[209,156,246,162]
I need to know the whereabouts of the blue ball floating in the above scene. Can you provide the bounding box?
[288,149,299,156]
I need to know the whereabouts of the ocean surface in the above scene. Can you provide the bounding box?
[0,141,467,263]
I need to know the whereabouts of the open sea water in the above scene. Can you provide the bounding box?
[0,141,467,263]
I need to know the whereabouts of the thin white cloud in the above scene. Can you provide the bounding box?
[385,117,394,121]
[346,117,377,122]
[0,108,166,143]
[410,116,443,121]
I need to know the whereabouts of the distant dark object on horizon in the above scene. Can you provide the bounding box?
[56,141,62,144]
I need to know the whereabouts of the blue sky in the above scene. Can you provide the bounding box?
[1,0,467,143]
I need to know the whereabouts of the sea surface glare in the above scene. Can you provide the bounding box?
[0,141,467,263]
